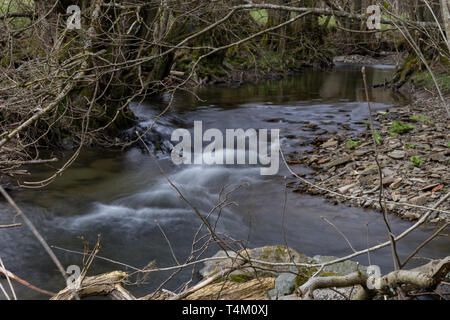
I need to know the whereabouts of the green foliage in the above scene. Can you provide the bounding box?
[346,140,360,148]
[250,10,268,25]
[410,156,424,167]
[405,143,415,149]
[374,130,382,145]
[1,0,33,28]
[318,15,336,28]
[389,121,415,136]
[294,267,339,288]
[413,71,450,94]
[409,115,426,122]
[409,115,434,125]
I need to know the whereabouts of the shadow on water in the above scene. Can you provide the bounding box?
[0,65,446,300]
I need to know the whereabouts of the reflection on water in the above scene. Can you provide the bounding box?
[1,65,446,300]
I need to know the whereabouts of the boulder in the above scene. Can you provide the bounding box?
[312,256,368,275]
[388,150,406,160]
[268,273,297,298]
[199,246,310,279]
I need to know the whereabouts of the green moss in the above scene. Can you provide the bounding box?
[294,267,340,288]
[229,274,254,283]
[259,246,288,263]
[215,273,254,284]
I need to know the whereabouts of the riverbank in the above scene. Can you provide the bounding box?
[333,51,406,67]
[138,246,449,300]
[286,87,449,223]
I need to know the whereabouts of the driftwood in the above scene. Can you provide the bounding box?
[371,256,450,293]
[48,257,449,300]
[299,271,369,300]
[51,271,135,300]
[299,257,450,300]
[185,277,275,300]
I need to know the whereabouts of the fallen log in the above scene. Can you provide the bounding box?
[299,256,450,300]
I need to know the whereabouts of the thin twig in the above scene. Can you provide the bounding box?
[401,222,449,268]
[0,257,16,300]
[0,186,79,299]
[361,66,401,270]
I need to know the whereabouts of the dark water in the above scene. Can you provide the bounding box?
[1,64,448,299]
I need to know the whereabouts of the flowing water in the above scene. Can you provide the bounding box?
[1,64,448,299]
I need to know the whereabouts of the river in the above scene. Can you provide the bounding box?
[1,64,448,299]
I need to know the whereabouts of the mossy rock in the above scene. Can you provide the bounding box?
[312,255,368,276]
[200,246,311,280]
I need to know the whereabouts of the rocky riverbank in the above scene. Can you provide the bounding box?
[155,246,370,300]
[155,246,448,300]
[285,89,450,223]
[333,51,406,67]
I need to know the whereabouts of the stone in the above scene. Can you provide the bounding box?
[322,139,338,148]
[412,167,422,174]
[382,175,396,186]
[403,212,421,220]
[338,183,356,194]
[313,287,356,300]
[275,294,300,300]
[317,158,330,164]
[323,155,353,170]
[61,137,75,150]
[361,167,378,176]
[390,178,403,189]
[391,192,401,202]
[312,256,368,275]
[268,273,297,298]
[428,152,445,162]
[388,150,406,160]
[199,246,310,279]
[411,193,430,206]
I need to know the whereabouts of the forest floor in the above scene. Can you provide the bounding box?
[286,87,450,223]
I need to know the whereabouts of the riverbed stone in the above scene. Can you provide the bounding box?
[268,273,297,298]
[322,139,338,148]
[388,150,406,160]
